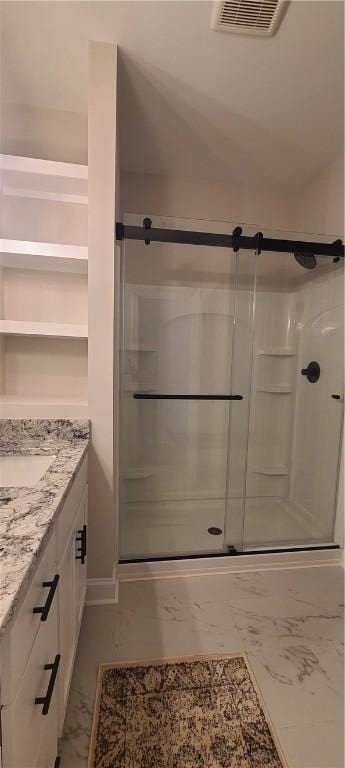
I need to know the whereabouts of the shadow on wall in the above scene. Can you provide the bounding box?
[118,52,323,193]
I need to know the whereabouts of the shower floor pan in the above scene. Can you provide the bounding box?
[120,496,328,561]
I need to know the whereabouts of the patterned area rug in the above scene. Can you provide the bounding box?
[88,654,286,768]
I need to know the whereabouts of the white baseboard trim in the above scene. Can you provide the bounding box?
[118,547,342,582]
[86,564,119,605]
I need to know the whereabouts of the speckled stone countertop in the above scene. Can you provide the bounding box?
[0,419,89,636]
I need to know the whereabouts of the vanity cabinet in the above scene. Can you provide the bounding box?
[57,485,88,735]
[0,458,88,767]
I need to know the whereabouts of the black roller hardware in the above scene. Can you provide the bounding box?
[35,654,61,715]
[301,361,320,383]
[143,217,152,245]
[76,524,87,564]
[331,394,342,400]
[33,574,59,622]
[116,221,345,259]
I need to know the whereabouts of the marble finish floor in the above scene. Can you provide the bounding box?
[60,565,344,767]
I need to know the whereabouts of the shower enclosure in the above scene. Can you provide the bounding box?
[118,216,344,562]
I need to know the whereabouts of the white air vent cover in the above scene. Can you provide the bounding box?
[212,0,288,37]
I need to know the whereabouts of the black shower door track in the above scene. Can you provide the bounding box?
[116,222,344,259]
[119,544,341,565]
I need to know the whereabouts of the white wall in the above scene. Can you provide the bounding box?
[1,103,87,164]
[121,172,298,232]
[121,150,344,237]
[294,151,344,236]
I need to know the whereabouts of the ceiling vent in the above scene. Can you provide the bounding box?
[212,0,288,37]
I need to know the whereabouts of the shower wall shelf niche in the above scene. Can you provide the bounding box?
[250,465,289,475]
[123,468,154,480]
[256,386,292,393]
[257,348,296,356]
[123,347,157,353]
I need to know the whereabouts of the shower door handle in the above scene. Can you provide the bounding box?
[133,393,243,400]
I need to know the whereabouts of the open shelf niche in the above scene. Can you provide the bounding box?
[246,290,297,499]
[0,154,88,418]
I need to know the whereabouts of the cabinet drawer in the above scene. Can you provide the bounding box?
[56,456,87,563]
[1,532,57,705]
[2,599,58,768]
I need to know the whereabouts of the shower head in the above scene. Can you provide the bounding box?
[294,252,317,270]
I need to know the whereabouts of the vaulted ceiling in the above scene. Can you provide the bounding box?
[1,1,344,191]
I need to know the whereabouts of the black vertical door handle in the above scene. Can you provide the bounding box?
[76,524,87,564]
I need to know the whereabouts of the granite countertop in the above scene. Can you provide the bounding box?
[0,419,89,636]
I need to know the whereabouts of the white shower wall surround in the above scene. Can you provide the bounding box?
[291,272,344,539]
[119,219,344,560]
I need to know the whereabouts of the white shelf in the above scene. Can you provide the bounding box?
[250,465,289,475]
[1,154,88,205]
[0,395,88,419]
[257,349,296,357]
[0,239,88,274]
[0,320,88,339]
[256,386,292,393]
[0,154,88,179]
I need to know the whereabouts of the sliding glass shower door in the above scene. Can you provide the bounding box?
[119,219,256,560]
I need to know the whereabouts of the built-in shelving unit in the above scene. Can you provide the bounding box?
[0,239,88,274]
[0,320,88,339]
[0,153,88,418]
[0,396,88,419]
[1,154,88,204]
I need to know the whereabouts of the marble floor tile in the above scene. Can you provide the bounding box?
[277,719,345,768]
[261,566,345,614]
[60,567,345,767]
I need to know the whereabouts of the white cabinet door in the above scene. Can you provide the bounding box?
[74,487,88,633]
[2,600,58,768]
[34,696,58,768]
[57,529,75,736]
[57,486,88,736]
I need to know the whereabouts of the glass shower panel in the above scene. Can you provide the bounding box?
[243,242,344,549]
[224,249,257,550]
[119,228,250,560]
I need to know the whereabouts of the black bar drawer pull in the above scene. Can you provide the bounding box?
[133,393,243,401]
[33,574,59,622]
[35,654,61,715]
[76,524,87,564]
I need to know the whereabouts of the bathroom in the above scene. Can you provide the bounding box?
[0,1,344,766]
